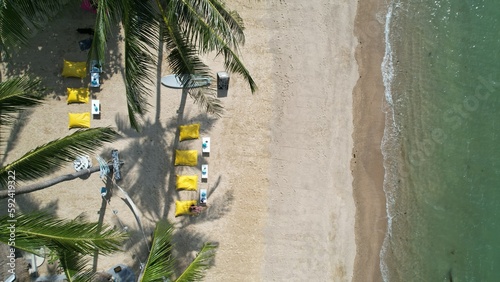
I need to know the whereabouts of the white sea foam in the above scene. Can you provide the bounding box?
[380,1,400,281]
[381,3,394,108]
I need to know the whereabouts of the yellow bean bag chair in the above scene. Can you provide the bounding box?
[67,87,90,104]
[179,123,200,141]
[176,175,198,191]
[174,150,198,166]
[62,60,87,78]
[68,112,91,128]
[175,200,198,217]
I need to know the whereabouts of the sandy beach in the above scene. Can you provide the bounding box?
[1,0,387,281]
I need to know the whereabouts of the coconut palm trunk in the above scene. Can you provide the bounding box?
[0,162,119,199]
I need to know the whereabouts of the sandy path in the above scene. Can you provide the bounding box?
[260,1,358,281]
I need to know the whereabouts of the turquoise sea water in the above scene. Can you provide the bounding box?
[380,0,500,281]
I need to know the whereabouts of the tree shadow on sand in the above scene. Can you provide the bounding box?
[1,109,35,166]
[109,60,234,276]
[2,1,122,101]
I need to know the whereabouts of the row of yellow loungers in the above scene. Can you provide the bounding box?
[174,124,208,217]
[62,60,100,128]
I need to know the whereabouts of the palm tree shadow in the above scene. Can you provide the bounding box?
[110,87,221,279]
[171,229,218,278]
[92,175,114,272]
[119,223,153,277]
[0,196,59,217]
[162,95,220,218]
[4,2,90,96]
[113,117,170,222]
[2,1,122,100]
[1,109,34,166]
[100,29,225,277]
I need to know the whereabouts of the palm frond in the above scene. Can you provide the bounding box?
[0,212,127,255]
[157,0,210,77]
[157,0,256,93]
[220,45,257,92]
[126,103,142,132]
[0,127,120,186]
[0,0,72,54]
[139,219,175,282]
[165,41,210,79]
[206,0,246,43]
[0,76,43,126]
[122,0,159,131]
[188,87,223,116]
[175,242,218,282]
[0,1,28,52]
[170,0,245,51]
[90,0,124,63]
[58,251,95,282]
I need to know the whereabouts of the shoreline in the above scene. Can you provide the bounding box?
[352,0,389,281]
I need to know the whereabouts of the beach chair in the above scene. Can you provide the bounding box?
[174,150,198,166]
[90,60,102,73]
[175,200,198,217]
[176,175,198,191]
[199,189,207,206]
[201,164,208,181]
[90,72,100,87]
[90,60,102,88]
[202,137,210,156]
[91,100,100,115]
[179,123,200,141]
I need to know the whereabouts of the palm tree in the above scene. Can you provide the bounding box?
[138,219,217,282]
[0,215,216,282]
[0,212,127,282]
[0,76,120,193]
[90,0,257,130]
[1,0,256,131]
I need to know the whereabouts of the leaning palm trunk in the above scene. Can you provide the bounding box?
[0,161,121,199]
[0,127,120,189]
